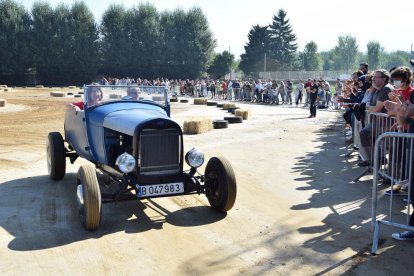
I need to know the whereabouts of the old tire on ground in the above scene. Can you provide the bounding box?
[47,132,66,181]
[180,99,189,103]
[217,103,224,108]
[213,120,229,129]
[76,165,102,231]
[227,107,240,113]
[170,98,178,102]
[207,101,217,106]
[223,116,243,124]
[205,156,237,212]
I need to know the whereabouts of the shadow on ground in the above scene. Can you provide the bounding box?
[0,174,225,251]
[177,113,414,275]
[290,114,414,275]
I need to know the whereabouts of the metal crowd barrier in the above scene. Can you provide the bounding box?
[371,132,414,254]
[353,112,397,182]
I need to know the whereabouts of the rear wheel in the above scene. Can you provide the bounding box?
[205,156,237,212]
[46,132,66,180]
[76,165,101,230]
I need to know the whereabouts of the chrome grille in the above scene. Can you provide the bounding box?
[139,128,180,175]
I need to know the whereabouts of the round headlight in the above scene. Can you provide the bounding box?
[115,152,136,173]
[185,148,204,168]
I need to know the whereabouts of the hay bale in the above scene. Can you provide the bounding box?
[194,98,208,105]
[152,96,163,101]
[235,109,251,120]
[109,94,121,99]
[35,85,44,88]
[223,103,236,110]
[50,91,65,97]
[0,99,6,107]
[183,117,212,135]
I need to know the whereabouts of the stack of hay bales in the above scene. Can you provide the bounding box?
[183,117,212,134]
[235,109,251,120]
[50,91,65,97]
[223,103,236,110]
[193,98,208,105]
[0,99,6,107]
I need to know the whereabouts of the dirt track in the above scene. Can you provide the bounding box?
[0,88,413,275]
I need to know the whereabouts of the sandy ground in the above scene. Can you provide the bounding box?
[0,88,413,275]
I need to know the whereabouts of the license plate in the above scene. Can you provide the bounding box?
[136,182,184,198]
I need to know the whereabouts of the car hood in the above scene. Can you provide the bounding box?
[103,108,169,136]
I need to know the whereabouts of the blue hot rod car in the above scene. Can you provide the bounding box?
[46,85,237,230]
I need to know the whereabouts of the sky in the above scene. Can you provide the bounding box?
[19,0,414,59]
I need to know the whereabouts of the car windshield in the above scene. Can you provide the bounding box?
[83,85,169,109]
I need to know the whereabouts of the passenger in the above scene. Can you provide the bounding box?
[67,87,102,111]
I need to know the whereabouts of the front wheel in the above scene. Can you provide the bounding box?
[46,132,66,180]
[76,165,101,230]
[205,156,237,212]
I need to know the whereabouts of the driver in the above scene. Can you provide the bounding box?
[122,87,140,100]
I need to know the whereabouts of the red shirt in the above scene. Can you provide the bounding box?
[396,86,414,102]
[72,101,84,110]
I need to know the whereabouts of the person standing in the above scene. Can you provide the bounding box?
[309,81,318,118]
[304,78,313,107]
[286,79,293,104]
[334,78,343,109]
[296,79,304,106]
[279,81,286,104]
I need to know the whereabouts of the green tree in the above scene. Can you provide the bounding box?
[124,3,160,78]
[300,41,321,71]
[100,4,128,77]
[0,0,32,84]
[334,35,359,72]
[208,50,234,79]
[382,51,411,70]
[31,1,60,84]
[367,41,381,70]
[66,1,100,84]
[181,7,216,79]
[159,8,192,78]
[268,9,298,70]
[239,24,270,74]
